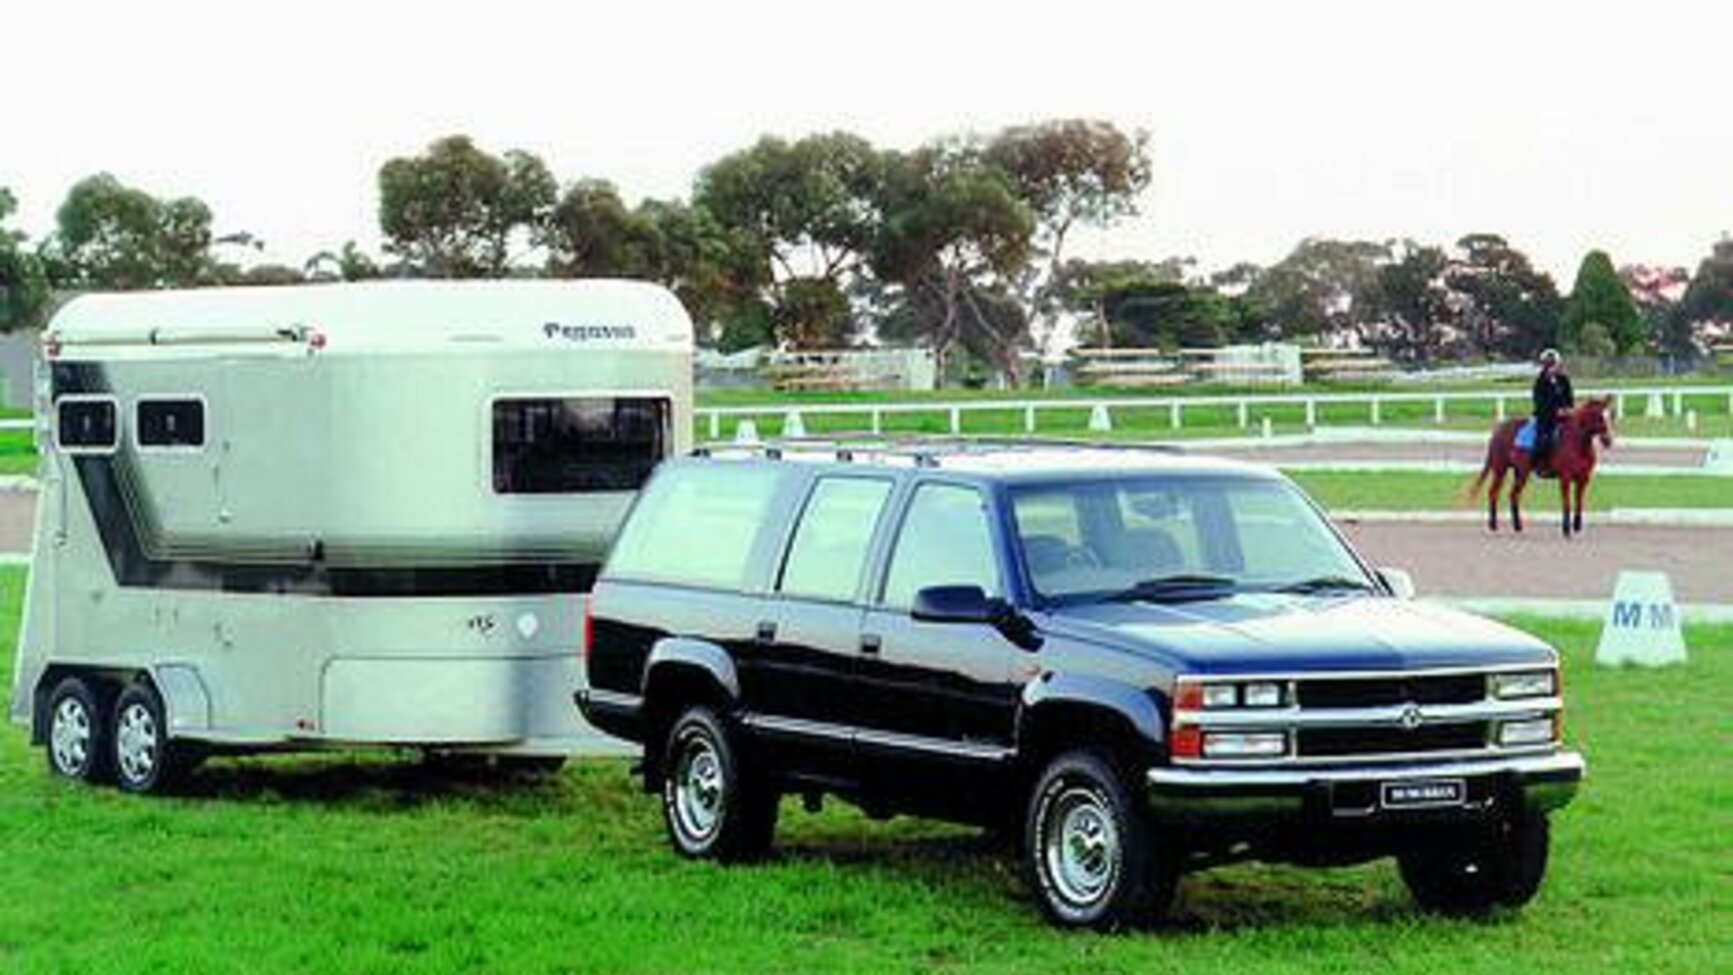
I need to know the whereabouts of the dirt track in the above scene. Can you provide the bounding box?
[1210,441,1706,468]
[2,488,1725,603]
[1337,520,1733,602]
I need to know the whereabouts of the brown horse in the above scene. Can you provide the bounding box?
[1467,397,1615,537]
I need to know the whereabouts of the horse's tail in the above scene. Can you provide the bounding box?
[1462,428,1500,506]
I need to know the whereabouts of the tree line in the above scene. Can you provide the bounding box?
[4,123,1732,383]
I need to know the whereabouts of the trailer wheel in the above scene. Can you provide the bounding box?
[112,682,186,795]
[45,676,113,784]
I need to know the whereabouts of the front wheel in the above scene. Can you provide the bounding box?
[1025,750,1176,930]
[1398,812,1550,915]
[660,706,777,862]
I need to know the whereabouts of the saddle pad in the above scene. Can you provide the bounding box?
[1515,419,1537,451]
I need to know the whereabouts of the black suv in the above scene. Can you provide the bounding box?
[578,442,1583,929]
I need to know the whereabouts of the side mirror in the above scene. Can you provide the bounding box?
[911,585,1043,651]
[1377,567,1416,600]
[912,585,1001,624]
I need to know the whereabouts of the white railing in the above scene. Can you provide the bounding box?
[695,385,1733,439]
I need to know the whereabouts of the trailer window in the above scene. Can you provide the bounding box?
[56,397,119,453]
[492,397,669,494]
[136,398,206,449]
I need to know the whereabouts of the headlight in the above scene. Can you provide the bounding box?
[1202,731,1288,759]
[1243,682,1284,708]
[1491,670,1556,700]
[1498,718,1557,747]
[1201,684,1239,708]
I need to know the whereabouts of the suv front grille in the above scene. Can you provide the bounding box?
[1295,674,1485,709]
[1297,721,1488,757]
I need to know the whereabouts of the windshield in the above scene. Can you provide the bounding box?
[1009,475,1372,602]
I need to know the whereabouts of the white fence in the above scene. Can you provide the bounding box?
[696,385,1733,439]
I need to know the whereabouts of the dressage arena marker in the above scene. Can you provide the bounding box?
[1707,440,1733,474]
[1088,404,1113,432]
[733,418,760,444]
[783,410,807,438]
[1597,570,1688,667]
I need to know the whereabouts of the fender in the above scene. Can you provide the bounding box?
[152,664,213,736]
[642,636,741,705]
[1017,671,1168,754]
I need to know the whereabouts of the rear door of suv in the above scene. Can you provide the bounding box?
[739,472,897,771]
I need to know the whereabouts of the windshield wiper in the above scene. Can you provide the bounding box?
[1264,574,1378,595]
[1105,573,1241,603]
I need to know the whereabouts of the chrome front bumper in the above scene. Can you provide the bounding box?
[1146,750,1584,822]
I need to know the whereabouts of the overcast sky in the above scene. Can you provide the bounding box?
[5,0,1728,281]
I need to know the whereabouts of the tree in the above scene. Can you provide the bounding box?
[983,120,1151,347]
[1358,243,1456,363]
[1052,259,1235,349]
[49,173,215,290]
[305,241,382,282]
[1248,238,1388,339]
[867,143,1034,381]
[0,187,51,330]
[694,132,883,347]
[543,178,659,278]
[1444,234,1562,359]
[1621,264,1693,361]
[1678,237,1733,330]
[378,135,556,277]
[1561,250,1642,355]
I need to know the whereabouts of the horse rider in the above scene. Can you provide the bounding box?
[1531,348,1575,467]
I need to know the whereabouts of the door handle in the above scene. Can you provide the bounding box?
[859,633,882,656]
[755,621,778,645]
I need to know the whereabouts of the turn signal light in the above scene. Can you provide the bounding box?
[581,595,595,664]
[1169,725,1202,760]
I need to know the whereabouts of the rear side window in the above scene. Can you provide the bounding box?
[493,397,669,494]
[136,398,206,449]
[605,465,783,589]
[56,397,118,453]
[778,477,893,602]
[881,483,1000,608]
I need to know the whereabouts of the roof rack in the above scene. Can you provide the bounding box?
[689,434,1185,468]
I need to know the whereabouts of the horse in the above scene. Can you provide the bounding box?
[1467,397,1615,537]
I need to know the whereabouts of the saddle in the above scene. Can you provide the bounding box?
[1515,419,1557,479]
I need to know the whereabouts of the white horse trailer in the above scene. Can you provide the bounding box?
[10,280,694,792]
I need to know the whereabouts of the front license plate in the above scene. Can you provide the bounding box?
[1380,778,1466,809]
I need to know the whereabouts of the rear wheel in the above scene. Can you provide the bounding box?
[1025,750,1176,930]
[1398,812,1550,915]
[112,682,188,795]
[660,706,777,862]
[45,677,112,784]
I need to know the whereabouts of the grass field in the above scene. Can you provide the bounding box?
[1290,471,1733,511]
[0,569,1726,974]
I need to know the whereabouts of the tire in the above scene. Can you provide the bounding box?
[659,706,777,862]
[1398,812,1550,916]
[112,682,186,795]
[44,676,113,784]
[1025,750,1176,930]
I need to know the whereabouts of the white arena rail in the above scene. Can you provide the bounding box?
[694,385,1733,439]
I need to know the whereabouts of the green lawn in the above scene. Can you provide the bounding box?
[0,570,1726,973]
[1291,471,1733,512]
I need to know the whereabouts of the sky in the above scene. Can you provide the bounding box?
[3,0,1729,282]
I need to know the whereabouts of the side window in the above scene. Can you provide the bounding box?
[881,483,1000,609]
[136,398,206,449]
[492,397,669,494]
[604,465,783,589]
[778,477,893,602]
[56,397,118,453]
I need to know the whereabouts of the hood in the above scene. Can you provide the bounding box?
[1041,593,1556,675]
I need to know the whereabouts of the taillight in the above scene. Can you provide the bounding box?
[581,595,595,664]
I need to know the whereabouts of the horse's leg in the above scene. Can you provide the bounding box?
[1574,476,1587,534]
[1487,464,1507,531]
[1511,464,1527,533]
[1559,476,1573,538]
